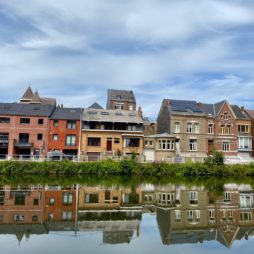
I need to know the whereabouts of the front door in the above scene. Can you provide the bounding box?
[208,140,214,154]
[106,139,112,151]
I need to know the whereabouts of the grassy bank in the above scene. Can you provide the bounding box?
[1,159,254,178]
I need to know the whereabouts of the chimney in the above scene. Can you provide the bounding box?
[164,99,171,106]
[241,106,244,112]
[61,104,63,108]
[137,106,143,117]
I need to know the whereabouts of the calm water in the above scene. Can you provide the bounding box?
[1,181,254,254]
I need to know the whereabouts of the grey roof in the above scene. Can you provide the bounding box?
[107,89,136,109]
[0,103,55,117]
[83,108,143,123]
[197,103,215,117]
[21,86,34,101]
[50,107,82,120]
[38,97,56,106]
[214,100,226,115]
[164,99,205,115]
[231,105,250,119]
[88,102,104,109]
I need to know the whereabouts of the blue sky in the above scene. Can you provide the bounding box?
[1,0,254,118]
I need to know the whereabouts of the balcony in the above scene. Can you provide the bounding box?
[14,139,33,148]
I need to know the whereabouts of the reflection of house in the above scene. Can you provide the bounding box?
[78,211,141,244]
[44,185,77,222]
[0,185,45,224]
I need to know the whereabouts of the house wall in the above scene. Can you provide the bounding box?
[48,119,81,154]
[0,115,50,157]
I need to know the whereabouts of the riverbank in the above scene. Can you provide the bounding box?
[1,159,254,178]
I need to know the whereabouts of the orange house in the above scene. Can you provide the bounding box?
[48,107,82,158]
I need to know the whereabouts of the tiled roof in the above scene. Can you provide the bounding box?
[107,89,136,102]
[214,100,226,115]
[21,86,34,100]
[88,102,104,109]
[245,109,254,119]
[231,105,249,119]
[0,103,55,117]
[50,107,82,120]
[197,103,215,116]
[83,108,143,123]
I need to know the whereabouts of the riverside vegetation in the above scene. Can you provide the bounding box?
[0,151,254,178]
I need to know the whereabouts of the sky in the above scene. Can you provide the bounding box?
[1,0,254,119]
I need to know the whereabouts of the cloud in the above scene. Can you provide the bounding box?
[0,0,254,117]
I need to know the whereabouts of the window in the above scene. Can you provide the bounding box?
[37,133,43,140]
[48,213,54,221]
[66,135,76,146]
[189,191,198,204]
[240,196,253,208]
[0,191,5,205]
[189,139,197,151]
[33,199,39,205]
[194,123,200,133]
[14,193,25,205]
[227,125,231,134]
[158,139,174,150]
[32,215,38,222]
[88,137,101,146]
[222,142,230,151]
[53,120,59,126]
[114,138,120,144]
[222,113,228,120]
[209,209,215,221]
[53,134,58,141]
[187,210,193,220]
[115,103,124,110]
[67,120,76,129]
[238,125,250,133]
[240,212,252,221]
[175,210,181,221]
[145,140,153,146]
[63,193,73,205]
[224,192,231,202]
[220,125,225,134]
[124,138,140,147]
[19,133,29,143]
[14,214,24,221]
[49,198,55,205]
[62,211,72,220]
[187,123,193,133]
[238,137,252,149]
[208,124,214,134]
[38,119,44,125]
[0,214,3,221]
[175,122,180,133]
[195,210,201,221]
[0,117,10,123]
[85,193,99,203]
[20,118,30,124]
[129,105,134,110]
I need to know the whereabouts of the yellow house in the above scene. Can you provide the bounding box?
[80,108,144,160]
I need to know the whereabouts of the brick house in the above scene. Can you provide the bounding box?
[0,103,55,159]
[106,89,136,111]
[48,107,83,158]
[244,109,254,157]
[199,101,252,159]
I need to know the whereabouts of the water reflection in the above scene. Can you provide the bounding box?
[0,183,254,248]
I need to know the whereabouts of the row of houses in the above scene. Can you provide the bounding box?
[0,86,254,162]
[1,183,254,247]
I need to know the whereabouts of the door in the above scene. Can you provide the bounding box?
[208,140,214,154]
[106,139,112,151]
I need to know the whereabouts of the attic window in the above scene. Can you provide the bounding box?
[88,111,97,115]
[33,106,40,110]
[101,112,109,115]
[70,110,76,113]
